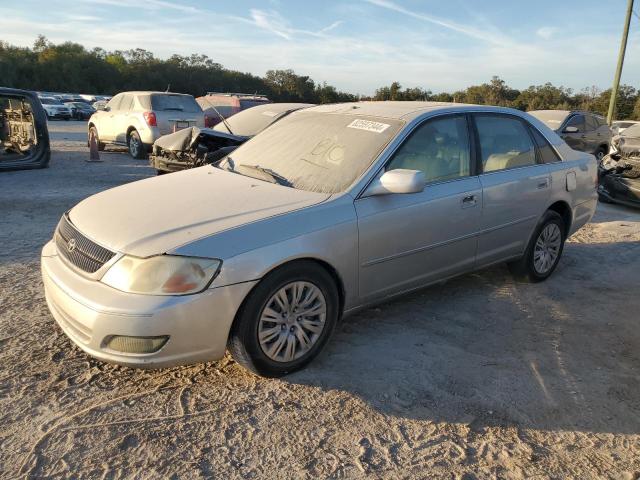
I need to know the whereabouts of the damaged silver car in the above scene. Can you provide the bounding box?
[149,103,312,174]
[599,123,640,208]
[0,88,50,171]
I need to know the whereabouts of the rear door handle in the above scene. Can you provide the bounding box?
[537,179,549,189]
[461,194,477,208]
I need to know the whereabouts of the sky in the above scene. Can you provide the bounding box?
[0,0,639,95]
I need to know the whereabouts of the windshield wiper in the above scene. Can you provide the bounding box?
[238,164,290,186]
[217,159,290,186]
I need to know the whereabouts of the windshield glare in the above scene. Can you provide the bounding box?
[218,112,403,194]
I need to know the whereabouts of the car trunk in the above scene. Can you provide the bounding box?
[147,94,205,136]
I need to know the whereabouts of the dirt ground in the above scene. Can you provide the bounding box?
[1,121,639,479]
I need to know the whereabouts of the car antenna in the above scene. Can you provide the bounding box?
[209,104,234,135]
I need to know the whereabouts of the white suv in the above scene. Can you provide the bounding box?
[87,91,205,158]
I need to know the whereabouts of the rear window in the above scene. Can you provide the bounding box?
[239,99,271,109]
[151,94,201,113]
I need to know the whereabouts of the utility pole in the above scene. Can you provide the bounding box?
[607,0,635,125]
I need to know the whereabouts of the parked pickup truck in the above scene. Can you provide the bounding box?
[42,102,597,377]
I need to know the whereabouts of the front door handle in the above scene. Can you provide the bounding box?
[461,194,477,208]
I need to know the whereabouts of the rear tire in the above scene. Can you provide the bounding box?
[127,130,146,159]
[508,210,565,283]
[228,261,340,377]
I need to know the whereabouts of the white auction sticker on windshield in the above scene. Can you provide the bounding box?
[347,119,390,133]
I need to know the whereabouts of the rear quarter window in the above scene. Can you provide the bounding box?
[151,95,201,113]
[530,127,561,163]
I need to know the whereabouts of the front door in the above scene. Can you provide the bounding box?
[355,114,482,303]
[561,114,587,152]
[473,113,551,266]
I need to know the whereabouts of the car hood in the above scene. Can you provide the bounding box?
[69,166,330,257]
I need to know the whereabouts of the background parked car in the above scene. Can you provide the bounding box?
[63,101,96,120]
[197,92,271,127]
[528,110,612,160]
[1,87,50,170]
[88,91,205,159]
[39,97,72,120]
[612,120,640,135]
[150,102,313,174]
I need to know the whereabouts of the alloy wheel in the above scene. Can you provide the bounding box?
[258,281,327,363]
[533,223,562,274]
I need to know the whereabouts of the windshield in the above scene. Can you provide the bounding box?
[213,103,311,137]
[622,123,640,138]
[528,110,570,130]
[218,111,403,194]
[151,94,201,113]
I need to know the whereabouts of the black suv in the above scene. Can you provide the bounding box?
[529,110,612,160]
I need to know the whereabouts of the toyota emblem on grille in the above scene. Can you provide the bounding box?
[67,238,77,253]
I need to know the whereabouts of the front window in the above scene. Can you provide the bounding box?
[565,115,586,133]
[386,115,471,183]
[218,112,404,194]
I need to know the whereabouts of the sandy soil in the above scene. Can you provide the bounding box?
[1,124,639,479]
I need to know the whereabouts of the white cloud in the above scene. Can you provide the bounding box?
[363,0,512,46]
[81,0,199,14]
[536,27,557,40]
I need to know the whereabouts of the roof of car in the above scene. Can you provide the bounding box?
[303,101,517,122]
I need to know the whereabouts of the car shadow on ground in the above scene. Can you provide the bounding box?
[284,238,640,435]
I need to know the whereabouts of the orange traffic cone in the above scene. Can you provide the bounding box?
[87,129,103,162]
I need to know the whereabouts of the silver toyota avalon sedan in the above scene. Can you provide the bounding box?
[42,102,597,377]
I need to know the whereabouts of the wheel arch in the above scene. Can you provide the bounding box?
[547,200,572,237]
[231,257,346,331]
[126,125,138,139]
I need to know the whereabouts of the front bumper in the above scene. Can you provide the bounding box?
[41,240,257,368]
[149,155,191,173]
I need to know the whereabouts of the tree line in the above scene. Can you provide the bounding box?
[1,36,638,120]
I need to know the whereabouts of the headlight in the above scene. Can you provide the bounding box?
[101,255,221,295]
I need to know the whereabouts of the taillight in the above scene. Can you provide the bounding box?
[143,111,157,127]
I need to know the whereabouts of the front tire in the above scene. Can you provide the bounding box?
[508,210,565,283]
[127,130,146,159]
[228,261,340,377]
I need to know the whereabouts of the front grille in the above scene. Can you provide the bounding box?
[55,214,115,273]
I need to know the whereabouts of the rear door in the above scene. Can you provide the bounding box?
[561,114,587,152]
[584,114,601,154]
[355,114,482,302]
[474,113,551,266]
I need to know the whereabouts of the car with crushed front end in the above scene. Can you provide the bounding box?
[42,102,598,377]
[598,122,640,208]
[149,102,312,174]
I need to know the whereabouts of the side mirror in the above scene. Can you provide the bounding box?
[365,169,426,197]
[563,126,579,134]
